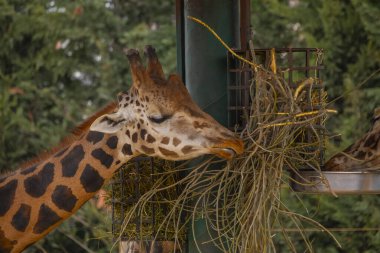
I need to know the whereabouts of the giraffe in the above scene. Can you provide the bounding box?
[324,107,380,171]
[0,46,244,253]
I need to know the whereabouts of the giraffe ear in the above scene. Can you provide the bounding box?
[90,112,128,134]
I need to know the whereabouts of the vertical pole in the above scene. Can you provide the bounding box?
[240,0,251,51]
[176,0,240,252]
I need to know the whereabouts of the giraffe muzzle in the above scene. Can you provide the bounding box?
[211,139,244,160]
[214,148,237,159]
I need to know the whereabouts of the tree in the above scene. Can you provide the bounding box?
[0,0,176,251]
[251,1,380,252]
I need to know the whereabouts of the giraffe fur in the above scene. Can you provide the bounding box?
[0,46,244,252]
[324,107,380,171]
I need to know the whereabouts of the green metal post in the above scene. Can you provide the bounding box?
[176,0,240,252]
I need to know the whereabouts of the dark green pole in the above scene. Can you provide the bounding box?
[176,0,240,252]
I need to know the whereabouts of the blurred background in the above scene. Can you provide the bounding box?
[0,0,379,252]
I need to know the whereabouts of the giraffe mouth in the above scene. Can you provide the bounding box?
[211,139,244,160]
[213,148,237,159]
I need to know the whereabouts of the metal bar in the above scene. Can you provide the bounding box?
[288,48,293,86]
[111,170,116,238]
[120,166,125,233]
[240,0,251,51]
[229,65,325,72]
[181,1,240,252]
[292,171,380,194]
[305,49,310,78]
[176,0,185,79]
[134,160,140,234]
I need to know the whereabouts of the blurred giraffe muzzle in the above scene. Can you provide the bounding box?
[211,138,244,160]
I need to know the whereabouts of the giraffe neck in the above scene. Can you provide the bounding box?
[0,130,136,253]
[324,122,380,171]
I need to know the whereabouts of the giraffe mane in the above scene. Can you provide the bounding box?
[18,101,117,170]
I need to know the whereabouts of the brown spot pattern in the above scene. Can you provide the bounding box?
[141,145,155,155]
[33,204,62,234]
[80,164,105,193]
[122,144,133,155]
[52,185,78,212]
[172,137,181,146]
[140,129,147,140]
[61,145,85,177]
[182,145,195,154]
[86,131,104,144]
[132,132,138,143]
[147,134,156,143]
[0,227,16,252]
[0,180,18,216]
[159,147,179,158]
[11,204,31,232]
[161,137,170,145]
[106,136,118,149]
[91,148,114,169]
[24,163,55,198]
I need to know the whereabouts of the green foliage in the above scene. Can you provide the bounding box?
[260,0,380,145]
[1,0,379,251]
[0,0,175,251]
[252,1,380,252]
[0,0,176,170]
[279,191,380,253]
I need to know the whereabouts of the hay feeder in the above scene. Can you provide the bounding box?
[227,48,380,195]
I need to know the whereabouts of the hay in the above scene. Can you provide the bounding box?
[109,17,339,253]
[110,65,337,252]
[111,158,187,241]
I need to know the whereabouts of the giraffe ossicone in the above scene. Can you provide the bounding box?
[0,45,243,253]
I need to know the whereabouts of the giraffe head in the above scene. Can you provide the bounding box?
[90,46,243,161]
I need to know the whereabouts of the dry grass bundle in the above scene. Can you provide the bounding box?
[198,60,334,252]
[110,17,339,253]
[111,158,187,241]
[111,60,337,252]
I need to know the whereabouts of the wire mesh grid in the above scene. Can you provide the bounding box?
[227,48,326,166]
[111,156,156,241]
[111,156,184,248]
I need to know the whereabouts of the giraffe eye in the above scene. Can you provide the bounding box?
[148,115,171,124]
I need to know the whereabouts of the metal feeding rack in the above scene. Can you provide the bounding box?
[111,156,155,240]
[227,47,326,162]
[111,156,183,252]
[227,47,380,195]
[292,171,380,194]
[227,48,324,131]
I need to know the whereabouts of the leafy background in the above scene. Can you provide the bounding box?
[0,0,379,252]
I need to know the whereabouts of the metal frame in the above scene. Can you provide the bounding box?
[227,48,326,168]
[292,171,380,194]
[227,48,325,131]
[111,156,156,241]
[227,48,380,195]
